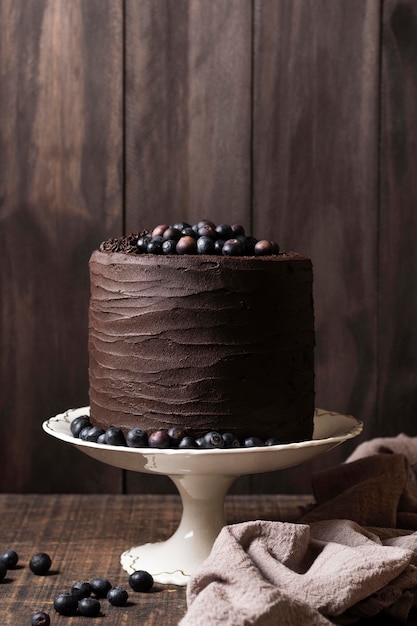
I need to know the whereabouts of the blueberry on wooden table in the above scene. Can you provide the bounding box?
[53,592,78,615]
[128,569,154,592]
[78,596,101,617]
[107,586,129,606]
[0,549,18,569]
[0,563,7,582]
[71,580,92,599]
[90,577,112,598]
[31,612,50,626]
[29,552,51,575]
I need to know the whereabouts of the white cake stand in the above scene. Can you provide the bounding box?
[43,407,362,585]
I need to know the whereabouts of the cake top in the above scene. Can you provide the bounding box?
[99,219,281,258]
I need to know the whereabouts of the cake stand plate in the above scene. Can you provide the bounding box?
[43,408,362,585]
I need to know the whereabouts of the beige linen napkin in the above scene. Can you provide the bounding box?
[180,438,417,625]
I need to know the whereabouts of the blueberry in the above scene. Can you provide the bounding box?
[152,224,169,238]
[222,432,241,448]
[147,239,163,254]
[70,415,91,438]
[105,426,126,446]
[266,437,282,446]
[172,221,191,231]
[53,592,78,616]
[245,236,258,254]
[97,432,107,444]
[195,436,205,447]
[0,563,6,582]
[254,240,275,256]
[107,586,129,606]
[129,570,154,592]
[162,239,178,255]
[197,223,216,239]
[215,224,234,240]
[90,577,112,598]
[80,426,105,442]
[180,227,198,239]
[202,431,225,449]
[78,597,101,617]
[148,429,171,448]
[31,612,50,626]
[167,427,186,446]
[244,436,265,447]
[214,239,225,254]
[222,238,243,256]
[177,235,197,254]
[197,236,215,254]
[126,428,149,447]
[0,549,18,569]
[71,580,92,599]
[197,219,216,230]
[236,235,248,252]
[271,241,280,254]
[29,553,52,575]
[231,223,245,237]
[163,227,181,241]
[178,436,198,449]
[137,235,151,253]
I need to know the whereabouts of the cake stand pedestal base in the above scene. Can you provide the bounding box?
[121,474,235,585]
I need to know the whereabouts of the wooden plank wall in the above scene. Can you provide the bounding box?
[1,0,416,494]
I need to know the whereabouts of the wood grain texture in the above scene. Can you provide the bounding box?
[2,1,417,495]
[0,493,313,625]
[378,0,417,435]
[0,0,123,492]
[125,0,252,231]
[249,0,381,491]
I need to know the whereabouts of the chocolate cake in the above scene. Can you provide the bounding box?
[88,226,315,444]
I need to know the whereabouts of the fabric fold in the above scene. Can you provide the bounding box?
[180,437,417,625]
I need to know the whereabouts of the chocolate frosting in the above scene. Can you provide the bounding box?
[88,251,315,441]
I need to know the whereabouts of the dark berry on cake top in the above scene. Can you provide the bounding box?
[99,220,280,257]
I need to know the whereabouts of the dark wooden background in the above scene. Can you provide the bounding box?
[1,0,416,495]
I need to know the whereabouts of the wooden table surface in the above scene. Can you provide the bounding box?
[0,493,313,625]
